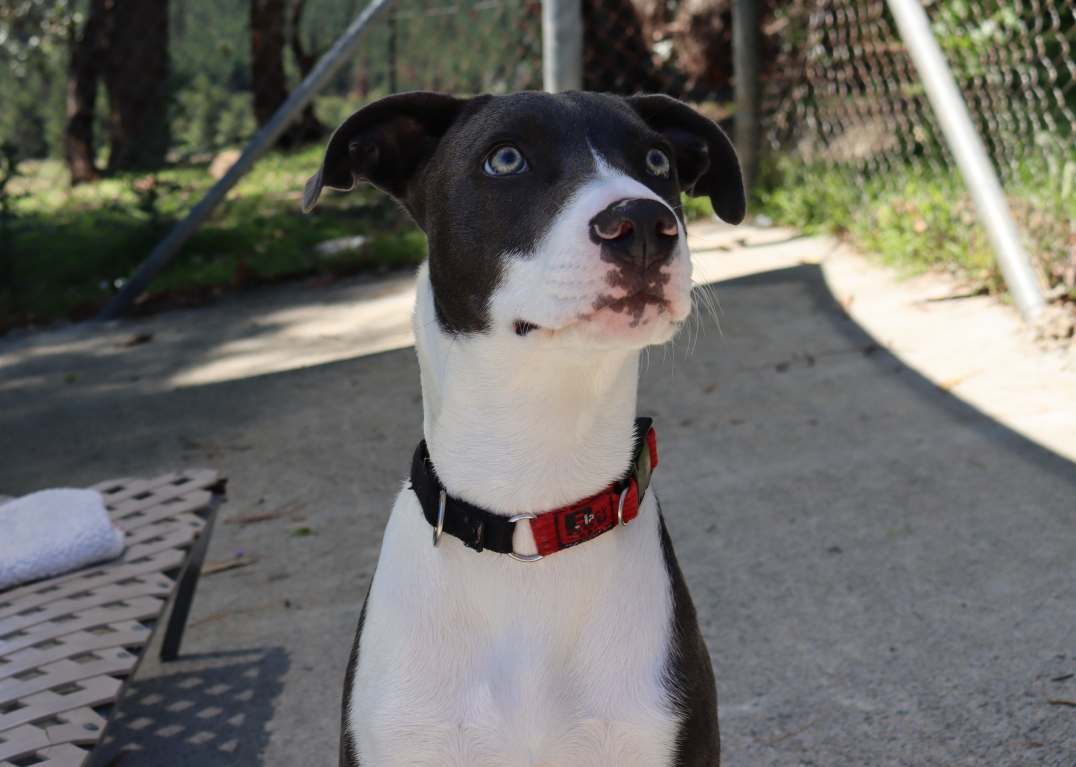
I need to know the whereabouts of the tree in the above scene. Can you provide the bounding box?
[286,0,325,144]
[64,0,104,183]
[103,0,170,171]
[61,0,170,182]
[251,0,288,129]
[250,0,324,148]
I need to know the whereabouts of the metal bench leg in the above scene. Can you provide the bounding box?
[160,491,225,661]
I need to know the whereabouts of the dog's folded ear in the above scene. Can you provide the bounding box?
[302,91,467,214]
[625,94,746,225]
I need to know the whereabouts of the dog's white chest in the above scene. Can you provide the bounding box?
[348,490,679,767]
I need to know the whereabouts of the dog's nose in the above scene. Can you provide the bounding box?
[590,199,680,270]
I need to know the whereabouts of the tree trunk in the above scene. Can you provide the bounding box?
[251,0,289,129]
[103,0,170,172]
[285,0,327,145]
[63,0,109,184]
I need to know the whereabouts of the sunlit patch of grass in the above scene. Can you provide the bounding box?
[755,156,1076,302]
[0,146,427,332]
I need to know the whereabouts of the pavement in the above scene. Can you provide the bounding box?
[1,220,1074,766]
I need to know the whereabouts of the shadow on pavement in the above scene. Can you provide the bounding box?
[87,648,288,767]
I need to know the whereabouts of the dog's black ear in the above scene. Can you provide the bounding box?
[625,94,746,225]
[302,91,466,214]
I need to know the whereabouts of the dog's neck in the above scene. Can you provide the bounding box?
[413,264,641,516]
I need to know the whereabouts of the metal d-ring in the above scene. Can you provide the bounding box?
[433,490,446,547]
[617,486,631,527]
[507,513,543,562]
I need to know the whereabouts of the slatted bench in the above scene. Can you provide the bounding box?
[0,469,226,767]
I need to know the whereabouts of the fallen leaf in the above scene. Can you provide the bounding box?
[202,557,257,575]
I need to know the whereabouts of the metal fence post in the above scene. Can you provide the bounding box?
[96,0,397,321]
[542,0,582,93]
[886,0,1044,323]
[732,0,761,194]
[388,12,398,94]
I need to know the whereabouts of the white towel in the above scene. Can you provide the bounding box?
[0,488,125,591]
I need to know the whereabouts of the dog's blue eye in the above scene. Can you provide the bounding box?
[485,146,527,176]
[646,149,671,178]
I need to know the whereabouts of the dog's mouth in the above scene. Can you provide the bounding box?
[588,265,674,328]
[591,288,670,328]
[511,264,685,339]
[512,287,674,339]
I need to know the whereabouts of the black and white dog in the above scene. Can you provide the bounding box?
[303,90,745,767]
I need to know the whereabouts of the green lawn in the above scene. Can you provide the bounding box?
[0,145,427,332]
[755,157,1076,304]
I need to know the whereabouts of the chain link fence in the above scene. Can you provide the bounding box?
[582,0,753,102]
[760,0,1075,327]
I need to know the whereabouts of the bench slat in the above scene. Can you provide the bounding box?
[95,469,217,507]
[0,554,181,622]
[0,582,173,636]
[0,646,137,705]
[0,673,121,731]
[0,597,163,657]
[0,550,183,612]
[0,741,92,767]
[0,622,148,684]
[106,471,218,516]
[111,491,211,533]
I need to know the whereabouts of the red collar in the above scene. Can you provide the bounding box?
[409,419,658,560]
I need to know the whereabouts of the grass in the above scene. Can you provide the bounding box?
[0,143,427,332]
[754,156,1076,305]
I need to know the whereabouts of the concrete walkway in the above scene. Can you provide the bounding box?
[1,222,1073,766]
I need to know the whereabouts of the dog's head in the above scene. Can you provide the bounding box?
[304,91,744,350]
